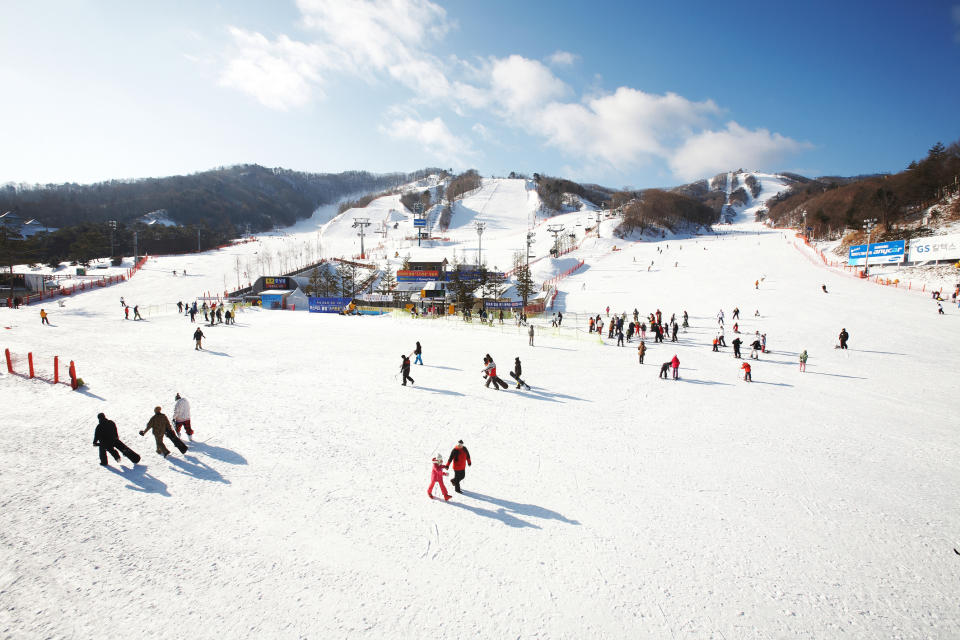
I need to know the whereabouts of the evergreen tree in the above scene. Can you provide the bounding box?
[377,268,397,294]
[513,254,537,307]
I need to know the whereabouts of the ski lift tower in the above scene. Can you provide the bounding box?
[353,217,371,259]
[475,220,486,267]
[861,218,877,276]
[547,224,564,256]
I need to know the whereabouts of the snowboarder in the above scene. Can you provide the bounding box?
[637,341,646,364]
[173,393,194,440]
[124,306,130,320]
[40,308,50,325]
[400,354,414,386]
[659,361,670,379]
[428,455,451,501]
[140,407,173,458]
[445,440,472,493]
[838,328,849,349]
[414,341,423,365]
[799,350,808,372]
[510,357,531,390]
[670,354,680,380]
[528,324,535,346]
[193,327,205,350]
[938,302,944,315]
[741,361,752,382]
[483,355,508,390]
[93,413,140,466]
[120,297,125,307]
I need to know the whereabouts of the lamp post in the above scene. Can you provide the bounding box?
[353,217,371,259]
[108,220,117,258]
[862,218,877,276]
[475,221,486,267]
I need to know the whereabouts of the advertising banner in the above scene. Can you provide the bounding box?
[413,218,427,227]
[308,297,352,313]
[445,270,506,281]
[397,269,439,282]
[907,234,960,262]
[848,240,905,266]
[357,293,394,302]
[484,301,523,309]
[263,276,289,289]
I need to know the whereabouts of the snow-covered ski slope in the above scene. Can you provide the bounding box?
[3,204,960,638]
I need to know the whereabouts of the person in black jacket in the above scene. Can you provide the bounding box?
[193,327,205,350]
[509,357,531,390]
[400,354,414,386]
[93,413,141,466]
[838,328,849,349]
[414,341,423,365]
[732,337,743,359]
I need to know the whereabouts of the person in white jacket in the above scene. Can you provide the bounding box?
[173,393,194,440]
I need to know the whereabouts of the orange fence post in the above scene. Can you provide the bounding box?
[28,352,35,378]
[4,348,11,374]
[54,356,59,384]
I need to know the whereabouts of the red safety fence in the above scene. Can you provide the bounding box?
[4,348,78,389]
[7,256,149,307]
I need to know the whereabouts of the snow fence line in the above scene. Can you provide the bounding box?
[8,256,149,307]
[790,235,943,297]
[369,308,604,344]
[4,348,79,389]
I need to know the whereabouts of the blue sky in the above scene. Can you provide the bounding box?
[2,1,958,188]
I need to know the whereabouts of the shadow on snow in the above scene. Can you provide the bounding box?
[106,464,170,496]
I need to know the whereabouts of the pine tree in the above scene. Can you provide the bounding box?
[377,268,397,294]
[514,260,536,307]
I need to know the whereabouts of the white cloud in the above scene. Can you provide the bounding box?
[668,122,812,181]
[472,122,492,140]
[490,55,568,114]
[547,50,578,66]
[383,116,473,164]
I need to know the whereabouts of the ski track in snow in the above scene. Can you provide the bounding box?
[2,180,960,638]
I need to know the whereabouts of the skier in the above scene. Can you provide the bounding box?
[671,322,678,342]
[637,340,646,364]
[224,309,232,325]
[732,307,739,320]
[712,336,719,352]
[682,311,689,328]
[761,333,767,353]
[510,357,531,390]
[799,350,808,372]
[557,312,563,326]
[718,333,727,347]
[428,455,451,501]
[670,354,680,380]
[193,327,205,351]
[400,354,414,386]
[40,308,50,325]
[937,302,944,315]
[120,297,125,307]
[93,413,140,466]
[589,317,595,333]
[483,355,508,390]
[838,328,849,349]
[139,407,173,458]
[177,301,184,313]
[732,337,742,359]
[445,440,472,493]
[659,361,670,379]
[133,305,143,320]
[755,279,759,289]
[189,306,197,323]
[741,361,752,382]
[733,322,739,334]
[173,393,194,440]
[414,341,423,365]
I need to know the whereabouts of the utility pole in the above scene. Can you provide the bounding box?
[197,227,201,253]
[861,218,877,276]
[526,231,535,268]
[547,224,564,256]
[108,220,117,258]
[353,217,371,259]
[133,230,138,262]
[414,202,425,247]
[475,221,486,267]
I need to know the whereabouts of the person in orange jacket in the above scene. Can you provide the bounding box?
[741,361,752,382]
[445,440,472,493]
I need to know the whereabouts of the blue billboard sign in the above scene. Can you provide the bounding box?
[446,270,506,282]
[848,240,904,266]
[308,297,352,313]
[413,218,427,227]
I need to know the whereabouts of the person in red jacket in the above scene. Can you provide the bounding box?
[428,455,451,501]
[741,361,752,382]
[670,354,680,380]
[445,440,472,493]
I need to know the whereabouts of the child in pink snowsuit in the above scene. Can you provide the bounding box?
[428,456,451,500]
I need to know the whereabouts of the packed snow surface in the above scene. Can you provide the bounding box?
[2,198,960,638]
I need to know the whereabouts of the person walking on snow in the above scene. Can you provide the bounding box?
[937,302,944,315]
[93,413,140,466]
[510,357,531,390]
[483,355,508,390]
[414,341,423,365]
[428,455,451,501]
[838,328,849,349]
[741,361,752,381]
[193,327,205,350]
[134,305,143,320]
[124,305,130,320]
[40,308,50,325]
[732,337,742,359]
[445,440,472,493]
[400,354,414,386]
[799,350,808,372]
[528,324,535,346]
[173,393,194,440]
[670,355,680,380]
[637,340,646,364]
[750,338,761,359]
[140,407,173,458]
